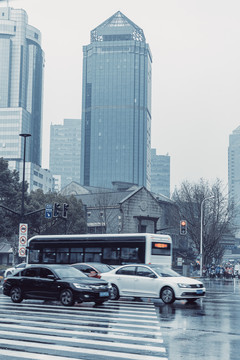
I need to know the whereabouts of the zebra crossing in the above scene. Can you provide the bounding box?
[0,294,168,360]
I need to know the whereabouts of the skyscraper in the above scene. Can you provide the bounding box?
[50,119,81,190]
[0,7,44,173]
[151,149,170,198]
[228,126,240,234]
[80,11,152,189]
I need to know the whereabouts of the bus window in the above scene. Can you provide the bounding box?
[29,249,40,263]
[121,248,138,261]
[56,248,70,264]
[69,248,83,264]
[103,247,121,264]
[43,248,56,263]
[84,247,102,262]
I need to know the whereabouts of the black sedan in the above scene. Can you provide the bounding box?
[3,264,111,306]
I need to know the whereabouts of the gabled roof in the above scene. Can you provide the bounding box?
[0,243,12,253]
[76,186,173,207]
[91,11,145,43]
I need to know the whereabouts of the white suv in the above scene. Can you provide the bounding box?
[4,263,27,278]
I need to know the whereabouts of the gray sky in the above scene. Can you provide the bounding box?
[4,0,240,193]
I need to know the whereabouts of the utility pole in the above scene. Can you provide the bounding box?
[19,133,31,222]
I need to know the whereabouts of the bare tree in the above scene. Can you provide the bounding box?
[91,191,121,234]
[172,178,236,265]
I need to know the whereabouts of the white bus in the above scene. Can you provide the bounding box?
[27,233,172,267]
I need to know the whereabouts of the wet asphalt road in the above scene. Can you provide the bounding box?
[152,278,240,360]
[0,278,240,359]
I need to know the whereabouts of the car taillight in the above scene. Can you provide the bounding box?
[97,274,101,279]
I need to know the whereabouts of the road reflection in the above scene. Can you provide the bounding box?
[152,280,240,360]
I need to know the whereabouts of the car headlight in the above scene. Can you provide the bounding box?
[177,283,189,288]
[73,283,91,290]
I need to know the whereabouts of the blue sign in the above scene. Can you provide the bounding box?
[45,204,53,219]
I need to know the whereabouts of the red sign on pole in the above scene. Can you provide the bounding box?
[19,223,28,257]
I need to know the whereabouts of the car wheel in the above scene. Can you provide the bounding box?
[160,286,175,304]
[10,287,23,303]
[111,284,120,300]
[60,289,75,306]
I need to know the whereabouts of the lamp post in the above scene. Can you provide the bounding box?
[200,195,214,277]
[19,133,31,221]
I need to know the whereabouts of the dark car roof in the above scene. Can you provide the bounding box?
[26,264,71,268]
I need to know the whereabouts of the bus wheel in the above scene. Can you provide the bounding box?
[160,286,175,304]
[111,284,120,300]
[60,289,75,306]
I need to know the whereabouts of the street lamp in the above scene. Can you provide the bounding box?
[19,133,31,221]
[200,195,214,276]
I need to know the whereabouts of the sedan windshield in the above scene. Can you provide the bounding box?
[54,266,87,279]
[93,264,114,272]
[149,266,181,277]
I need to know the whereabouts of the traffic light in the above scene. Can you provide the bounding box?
[53,203,61,217]
[63,203,69,218]
[180,220,187,235]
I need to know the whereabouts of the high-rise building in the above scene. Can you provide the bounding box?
[80,11,152,189]
[0,7,44,185]
[151,149,170,198]
[228,126,240,234]
[50,119,81,190]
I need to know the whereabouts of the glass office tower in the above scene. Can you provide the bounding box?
[151,149,170,198]
[0,7,44,169]
[228,126,240,235]
[80,11,152,189]
[50,119,81,190]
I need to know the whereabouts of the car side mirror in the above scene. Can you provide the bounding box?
[149,273,157,278]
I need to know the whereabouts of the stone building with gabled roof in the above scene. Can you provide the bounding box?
[61,182,174,235]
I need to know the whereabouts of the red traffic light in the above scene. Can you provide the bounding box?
[180,220,187,235]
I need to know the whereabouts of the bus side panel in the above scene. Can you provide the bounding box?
[145,234,172,267]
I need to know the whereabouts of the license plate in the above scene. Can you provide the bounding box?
[99,291,109,297]
[196,289,203,294]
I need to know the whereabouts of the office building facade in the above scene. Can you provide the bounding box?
[50,119,81,190]
[80,11,152,189]
[151,149,170,198]
[0,7,44,184]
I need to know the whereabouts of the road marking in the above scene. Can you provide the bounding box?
[0,349,85,360]
[0,295,168,360]
[0,322,163,343]
[0,339,167,360]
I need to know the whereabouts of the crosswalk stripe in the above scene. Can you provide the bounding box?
[0,316,162,335]
[0,338,167,360]
[0,308,159,324]
[0,330,166,353]
[0,300,156,315]
[0,295,168,360]
[0,323,163,343]
[0,349,85,360]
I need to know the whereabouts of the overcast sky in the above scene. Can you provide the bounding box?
[3,0,240,193]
